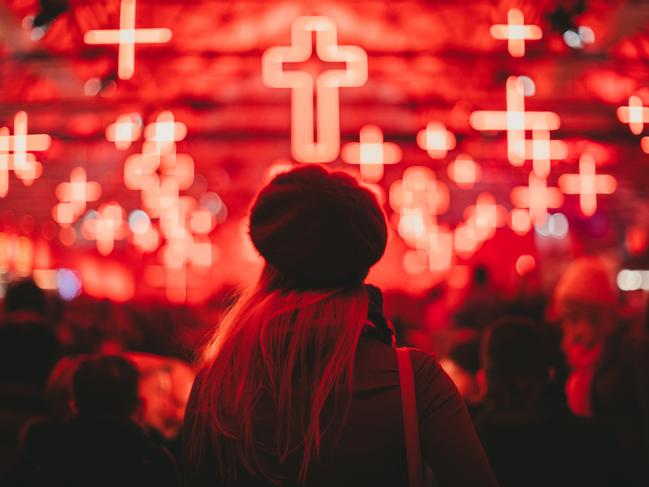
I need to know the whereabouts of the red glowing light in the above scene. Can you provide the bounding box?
[0,112,51,194]
[84,202,128,256]
[416,122,456,159]
[262,16,368,163]
[470,76,560,166]
[490,8,542,58]
[390,166,450,216]
[617,95,649,135]
[463,192,506,241]
[515,254,536,275]
[525,129,568,178]
[642,136,649,154]
[143,112,187,155]
[124,152,160,191]
[511,173,564,225]
[106,113,142,149]
[84,0,172,80]
[509,208,533,235]
[160,153,194,190]
[189,209,214,235]
[54,167,102,225]
[341,125,401,182]
[558,153,617,217]
[447,153,481,189]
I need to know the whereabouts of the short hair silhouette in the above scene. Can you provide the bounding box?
[73,355,140,417]
[5,278,46,315]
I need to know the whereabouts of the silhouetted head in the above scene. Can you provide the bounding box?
[249,165,387,290]
[481,317,550,408]
[4,278,46,316]
[73,355,140,418]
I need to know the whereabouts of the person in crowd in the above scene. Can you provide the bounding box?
[9,354,177,487]
[0,278,60,475]
[475,317,626,487]
[553,256,649,485]
[183,166,498,486]
[439,334,484,418]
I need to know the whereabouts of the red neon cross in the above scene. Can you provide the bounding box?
[84,0,172,80]
[558,154,617,216]
[416,122,456,159]
[262,16,368,163]
[511,172,564,225]
[106,113,142,150]
[56,167,102,217]
[341,125,401,182]
[470,76,560,166]
[85,202,127,256]
[525,129,568,178]
[463,192,506,241]
[0,111,50,188]
[617,95,649,135]
[490,8,542,57]
[143,111,187,155]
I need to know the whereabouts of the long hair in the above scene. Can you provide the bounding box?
[186,265,369,484]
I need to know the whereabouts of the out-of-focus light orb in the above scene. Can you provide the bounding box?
[199,192,228,224]
[617,269,642,291]
[56,269,83,301]
[563,30,583,49]
[535,212,569,239]
[84,78,102,97]
[518,76,536,96]
[128,210,151,235]
[578,26,595,44]
[30,26,46,41]
[515,254,536,276]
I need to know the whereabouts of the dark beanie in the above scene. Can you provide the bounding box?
[249,165,387,289]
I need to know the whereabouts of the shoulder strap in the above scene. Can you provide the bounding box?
[396,347,424,487]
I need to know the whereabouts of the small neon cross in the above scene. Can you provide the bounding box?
[106,113,142,150]
[490,9,542,57]
[54,167,102,225]
[558,154,616,217]
[341,125,401,182]
[617,95,649,135]
[84,0,172,80]
[525,129,568,178]
[84,202,127,255]
[511,172,564,225]
[416,122,456,159]
[262,16,368,163]
[470,76,560,166]
[463,192,506,241]
[143,111,187,155]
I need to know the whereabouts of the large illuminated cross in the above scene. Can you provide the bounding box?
[490,8,542,58]
[54,167,102,225]
[341,125,401,182]
[470,76,560,166]
[84,0,172,80]
[262,16,368,163]
[558,154,616,216]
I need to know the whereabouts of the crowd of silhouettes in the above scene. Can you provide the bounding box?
[0,251,648,486]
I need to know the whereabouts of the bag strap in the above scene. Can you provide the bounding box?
[396,347,424,487]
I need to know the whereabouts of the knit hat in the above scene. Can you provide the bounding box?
[554,256,618,310]
[249,165,387,289]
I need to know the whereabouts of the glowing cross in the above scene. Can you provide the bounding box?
[54,167,102,224]
[124,152,160,190]
[558,154,617,217]
[463,192,506,241]
[447,153,481,189]
[617,95,649,135]
[490,9,542,57]
[0,127,10,197]
[84,0,172,80]
[470,76,560,166]
[0,111,50,187]
[511,173,564,225]
[84,202,127,256]
[525,129,568,178]
[341,125,401,182]
[262,16,368,163]
[389,166,450,216]
[106,113,142,149]
[416,122,456,159]
[143,111,187,155]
